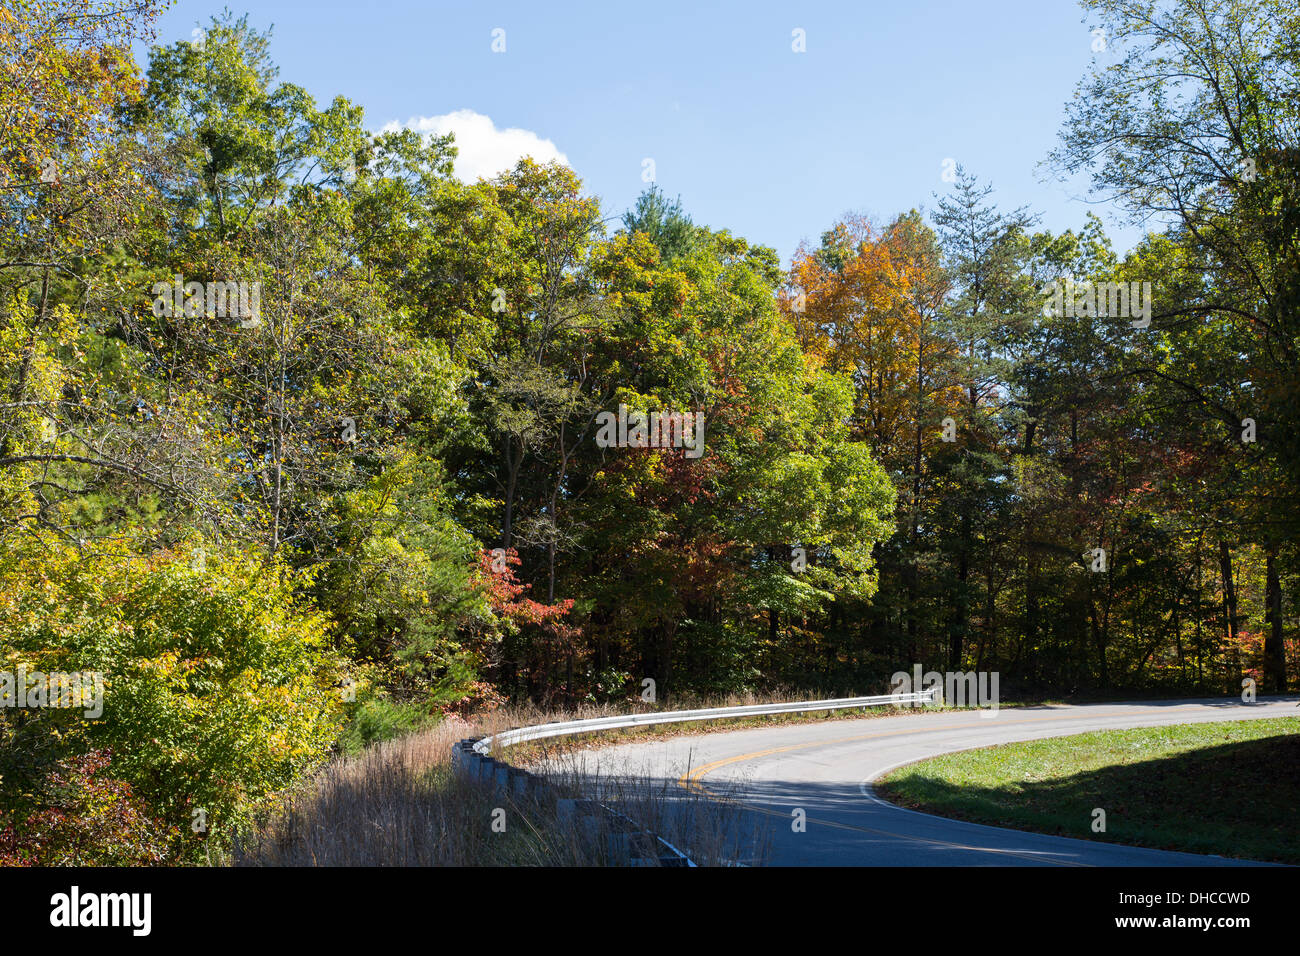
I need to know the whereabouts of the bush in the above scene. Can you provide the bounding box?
[338,695,436,755]
[0,537,346,862]
[0,749,174,866]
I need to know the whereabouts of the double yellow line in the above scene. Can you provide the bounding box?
[676,705,1227,865]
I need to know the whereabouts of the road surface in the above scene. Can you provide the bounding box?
[566,698,1298,866]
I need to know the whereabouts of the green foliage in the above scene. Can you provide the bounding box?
[0,536,345,862]
[336,696,437,756]
[2,0,1296,870]
[621,185,697,262]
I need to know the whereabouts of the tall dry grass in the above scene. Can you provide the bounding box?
[228,705,771,866]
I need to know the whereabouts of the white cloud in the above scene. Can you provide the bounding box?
[383,109,569,182]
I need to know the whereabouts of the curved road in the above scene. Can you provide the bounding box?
[572,698,1298,866]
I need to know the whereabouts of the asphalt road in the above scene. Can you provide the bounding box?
[570,698,1298,866]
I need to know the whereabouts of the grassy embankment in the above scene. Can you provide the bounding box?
[229,706,770,866]
[875,717,1300,864]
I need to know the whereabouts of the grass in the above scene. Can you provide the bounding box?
[228,710,770,866]
[874,717,1300,864]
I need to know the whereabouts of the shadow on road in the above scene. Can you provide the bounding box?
[875,731,1300,865]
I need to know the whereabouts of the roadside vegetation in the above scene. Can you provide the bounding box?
[875,718,1300,864]
[3,0,1297,866]
[230,715,769,866]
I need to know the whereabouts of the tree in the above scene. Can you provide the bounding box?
[621,185,696,262]
[1051,0,1297,691]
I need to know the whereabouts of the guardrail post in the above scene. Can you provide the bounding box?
[557,797,602,851]
[509,768,532,797]
[625,831,659,866]
[607,826,627,864]
[557,797,577,825]
[452,740,482,774]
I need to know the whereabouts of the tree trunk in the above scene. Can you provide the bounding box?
[1025,555,1039,685]
[950,504,970,669]
[502,432,520,548]
[1264,540,1287,693]
[1219,539,1241,684]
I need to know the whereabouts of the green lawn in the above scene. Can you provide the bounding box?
[875,717,1300,864]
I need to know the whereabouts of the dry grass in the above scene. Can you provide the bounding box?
[227,707,770,866]
[533,746,772,867]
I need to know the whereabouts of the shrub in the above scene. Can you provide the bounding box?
[0,750,174,866]
[0,537,346,862]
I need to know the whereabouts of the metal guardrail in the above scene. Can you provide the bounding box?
[451,738,696,866]
[454,687,939,867]
[473,688,941,754]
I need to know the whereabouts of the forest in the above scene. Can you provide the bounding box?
[1,0,1296,864]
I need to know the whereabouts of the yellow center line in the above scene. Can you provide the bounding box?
[674,705,1225,866]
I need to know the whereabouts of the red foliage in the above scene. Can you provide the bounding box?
[435,679,508,717]
[474,548,578,645]
[0,750,176,866]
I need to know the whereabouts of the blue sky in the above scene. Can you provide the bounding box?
[140,0,1153,265]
